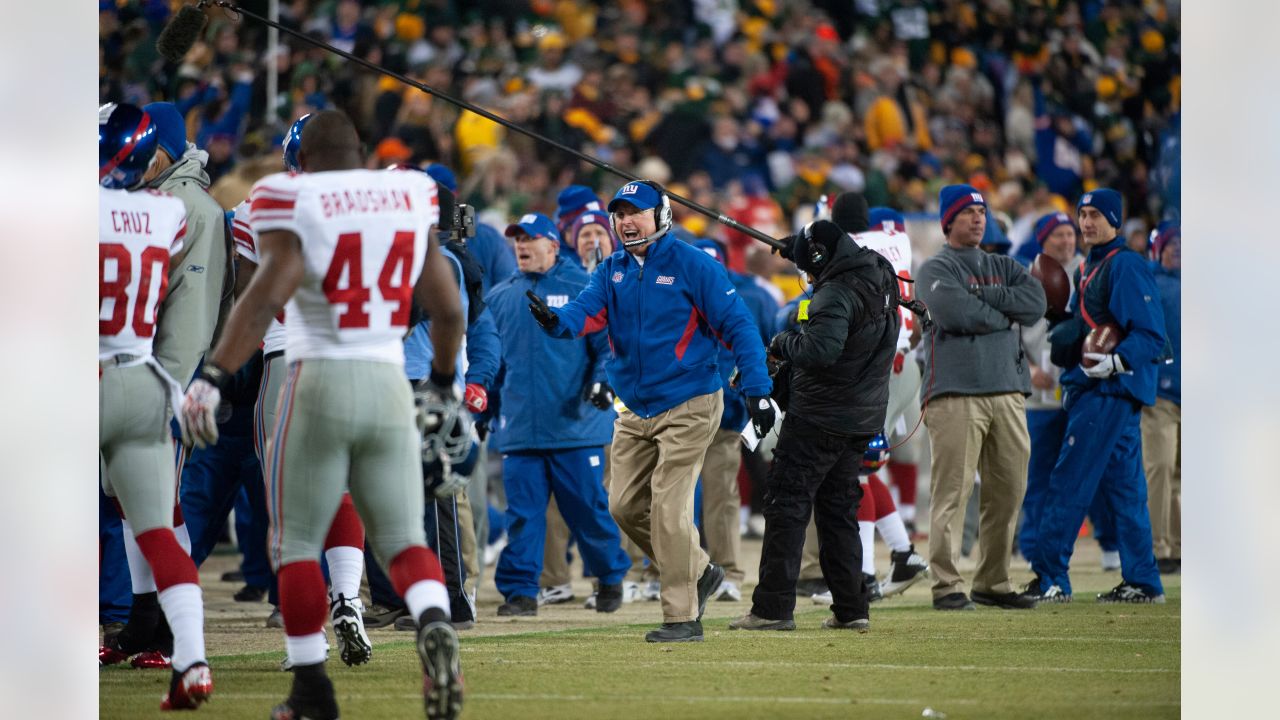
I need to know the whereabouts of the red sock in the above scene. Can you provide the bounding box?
[888,461,917,505]
[133,528,199,591]
[323,493,365,551]
[856,478,877,522]
[277,561,327,636]
[388,546,444,597]
[735,462,752,508]
[868,474,897,520]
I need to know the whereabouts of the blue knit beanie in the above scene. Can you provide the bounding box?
[425,163,457,193]
[938,184,987,232]
[141,102,187,162]
[869,207,906,233]
[1077,188,1123,229]
[1034,212,1076,245]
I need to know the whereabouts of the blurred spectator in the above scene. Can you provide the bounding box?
[1143,222,1180,574]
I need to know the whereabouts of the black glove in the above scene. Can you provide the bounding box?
[587,381,615,409]
[747,395,775,437]
[526,289,559,332]
[768,329,794,360]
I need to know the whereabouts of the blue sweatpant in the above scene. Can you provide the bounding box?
[1031,390,1163,596]
[1018,408,1067,561]
[495,447,631,600]
[98,486,130,624]
[180,430,266,575]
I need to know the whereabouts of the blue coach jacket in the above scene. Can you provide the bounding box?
[486,256,614,452]
[547,234,772,419]
[1061,238,1167,407]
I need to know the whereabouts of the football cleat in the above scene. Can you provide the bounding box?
[270,664,339,720]
[418,619,464,720]
[132,650,172,670]
[330,594,372,667]
[100,644,130,666]
[881,546,930,597]
[1097,583,1165,604]
[159,662,212,710]
[536,583,574,606]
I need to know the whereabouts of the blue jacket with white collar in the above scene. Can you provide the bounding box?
[485,256,613,451]
[546,233,772,419]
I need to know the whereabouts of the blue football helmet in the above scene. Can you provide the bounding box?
[862,433,890,474]
[282,113,312,172]
[99,103,158,190]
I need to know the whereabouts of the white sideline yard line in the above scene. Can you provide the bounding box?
[458,656,1177,674]
[103,689,1180,709]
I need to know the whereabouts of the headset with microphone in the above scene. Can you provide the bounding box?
[612,180,672,248]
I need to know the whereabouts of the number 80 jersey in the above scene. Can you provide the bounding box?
[99,187,187,360]
[248,169,438,366]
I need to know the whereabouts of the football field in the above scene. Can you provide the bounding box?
[100,539,1180,719]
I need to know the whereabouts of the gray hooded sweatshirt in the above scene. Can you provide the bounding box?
[149,144,232,387]
[916,244,1046,404]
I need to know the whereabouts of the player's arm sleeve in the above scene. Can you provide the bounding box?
[463,307,501,388]
[916,258,1012,335]
[695,259,772,397]
[772,283,857,370]
[980,259,1047,325]
[1108,255,1167,370]
[550,263,609,339]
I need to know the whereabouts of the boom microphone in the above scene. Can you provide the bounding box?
[157,4,209,63]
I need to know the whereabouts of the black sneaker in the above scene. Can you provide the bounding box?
[1157,558,1180,574]
[882,545,929,597]
[932,592,976,611]
[1096,583,1166,604]
[270,662,339,720]
[695,562,725,621]
[595,583,623,614]
[795,578,829,596]
[863,573,883,603]
[497,596,538,617]
[220,569,245,583]
[1019,577,1072,604]
[233,584,267,603]
[417,610,464,720]
[644,620,704,643]
[362,603,409,629]
[972,589,1038,609]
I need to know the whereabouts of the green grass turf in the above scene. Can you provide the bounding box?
[100,589,1179,720]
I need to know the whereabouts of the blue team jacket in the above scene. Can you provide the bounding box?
[1061,238,1167,406]
[546,233,772,419]
[1152,264,1180,405]
[485,256,613,452]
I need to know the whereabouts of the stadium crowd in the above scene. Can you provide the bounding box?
[98,0,1181,711]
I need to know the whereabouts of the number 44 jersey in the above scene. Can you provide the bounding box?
[99,187,187,359]
[247,169,439,366]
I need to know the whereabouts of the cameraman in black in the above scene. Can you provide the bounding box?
[729,203,900,633]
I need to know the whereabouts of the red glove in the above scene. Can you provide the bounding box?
[464,383,488,413]
[893,351,905,375]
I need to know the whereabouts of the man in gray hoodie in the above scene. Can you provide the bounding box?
[917,184,1046,611]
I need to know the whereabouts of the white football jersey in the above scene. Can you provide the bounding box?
[231,200,287,355]
[247,169,438,365]
[99,187,187,360]
[853,227,914,353]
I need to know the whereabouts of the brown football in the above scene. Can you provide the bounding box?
[1031,253,1071,320]
[1082,322,1124,367]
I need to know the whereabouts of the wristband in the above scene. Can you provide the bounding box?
[198,363,234,395]
[428,368,456,389]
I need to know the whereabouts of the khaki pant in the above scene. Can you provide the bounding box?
[700,427,746,584]
[1142,397,1181,560]
[100,363,177,533]
[799,520,822,581]
[610,391,721,622]
[925,393,1030,599]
